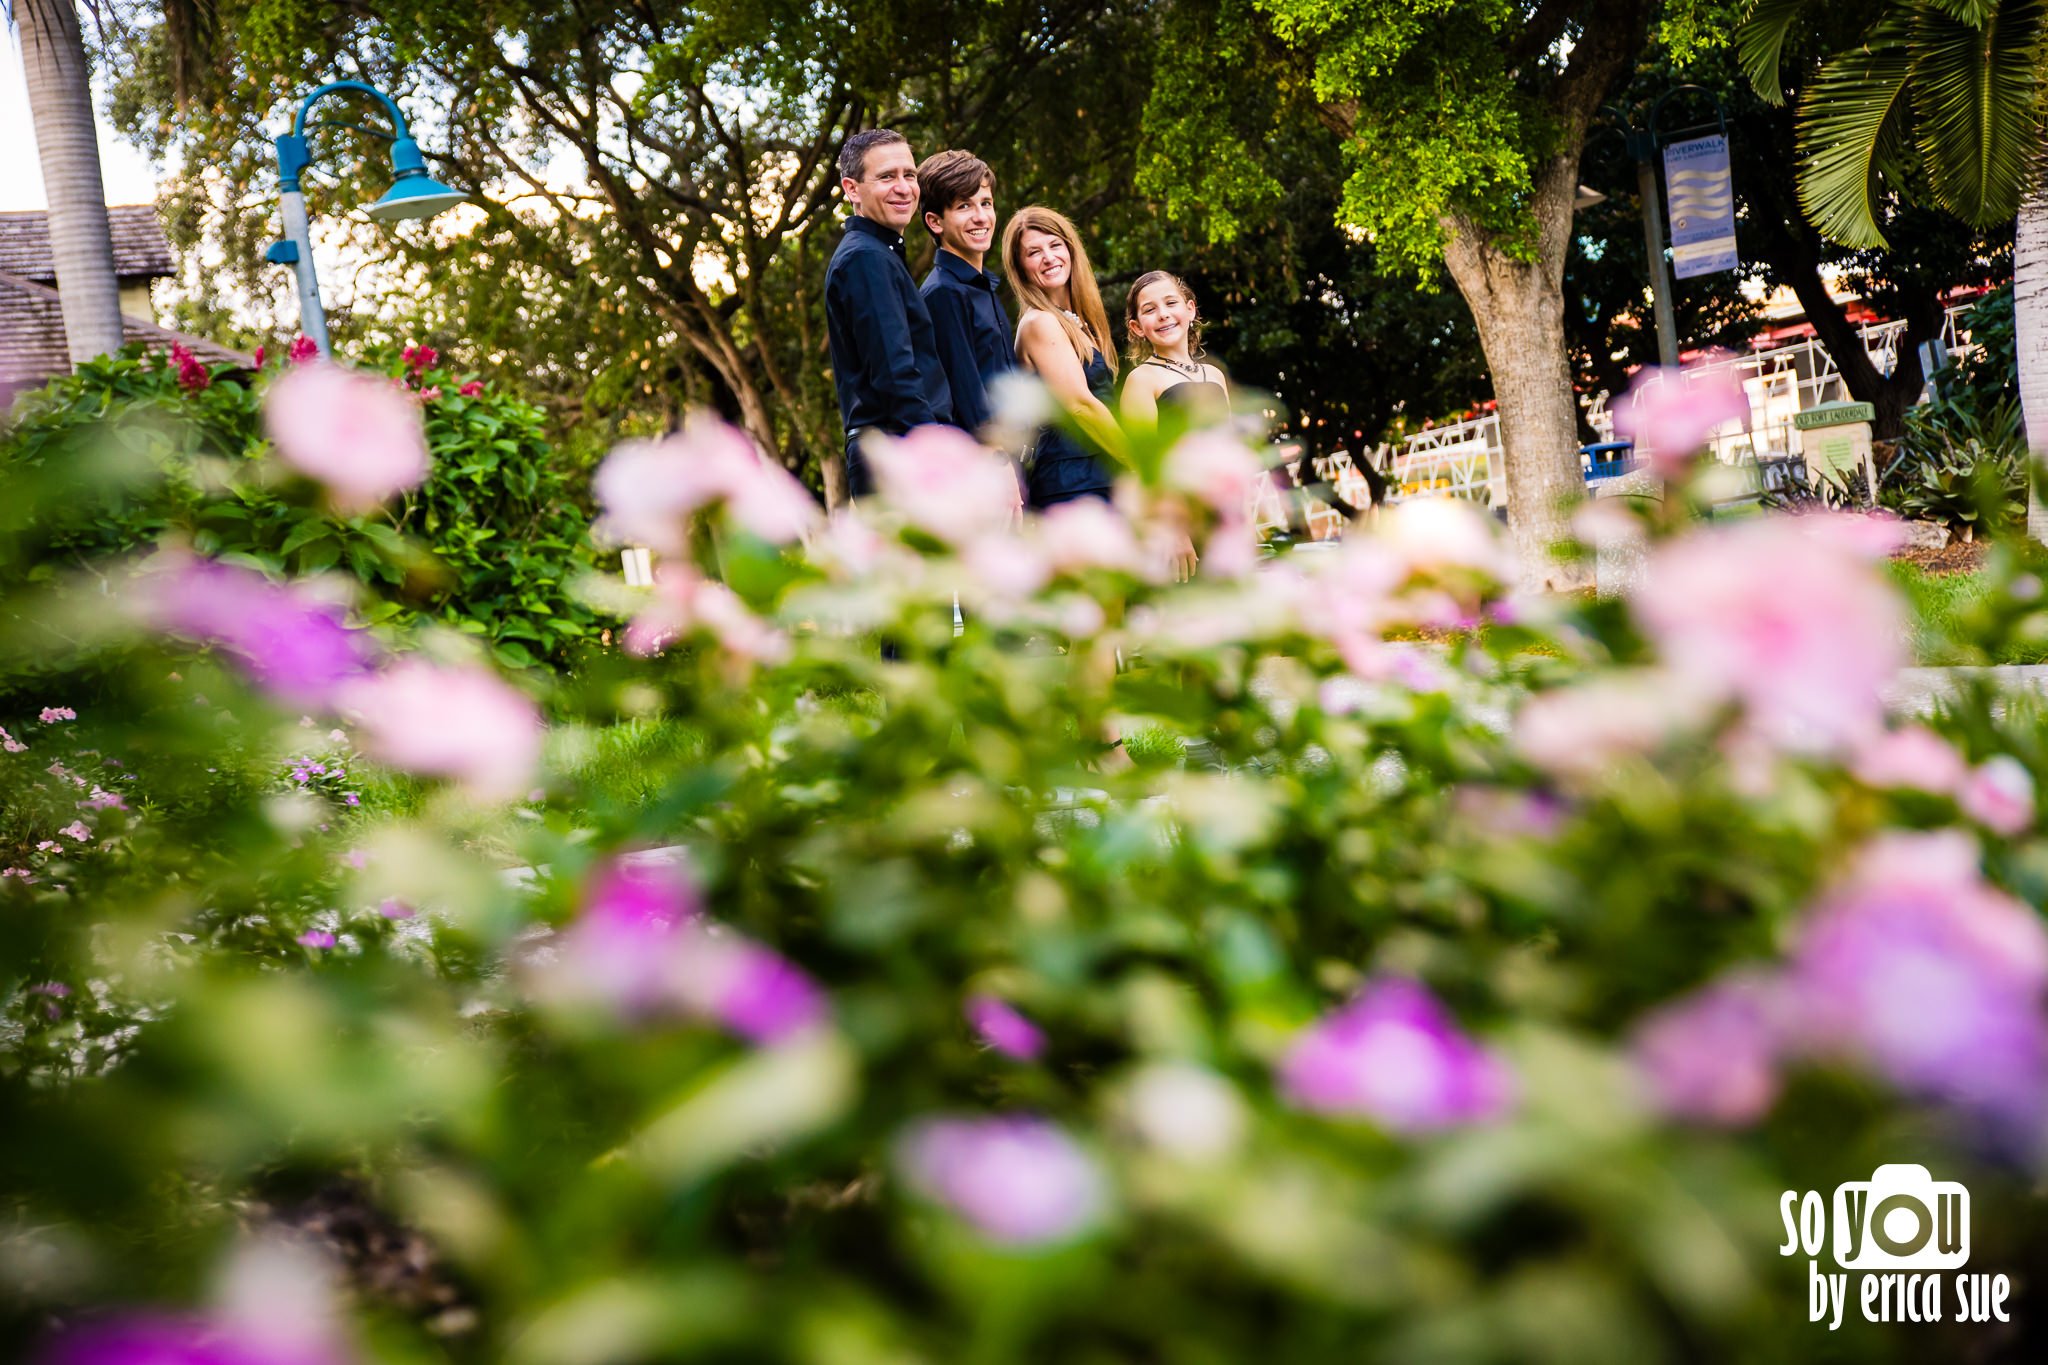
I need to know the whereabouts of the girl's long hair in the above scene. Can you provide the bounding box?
[1001,205,1118,379]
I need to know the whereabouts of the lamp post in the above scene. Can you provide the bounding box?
[264,80,470,359]
[1606,87,1728,369]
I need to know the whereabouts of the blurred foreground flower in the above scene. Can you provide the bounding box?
[865,424,1021,545]
[623,564,789,665]
[1634,516,1905,751]
[1278,977,1512,1131]
[965,994,1045,1061]
[1790,832,2048,1130]
[897,1115,1106,1246]
[1611,367,1747,478]
[1631,973,1786,1126]
[595,414,818,552]
[263,362,429,512]
[338,659,542,802]
[533,854,826,1043]
[142,557,374,707]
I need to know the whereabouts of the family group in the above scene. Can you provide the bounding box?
[824,128,1231,511]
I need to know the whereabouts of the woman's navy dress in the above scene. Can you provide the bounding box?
[1026,346,1118,509]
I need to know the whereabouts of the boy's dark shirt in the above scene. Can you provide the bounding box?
[824,215,955,493]
[919,247,1015,436]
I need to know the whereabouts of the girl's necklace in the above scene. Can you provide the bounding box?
[1151,353,1201,379]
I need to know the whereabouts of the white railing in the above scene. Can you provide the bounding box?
[1384,298,1984,509]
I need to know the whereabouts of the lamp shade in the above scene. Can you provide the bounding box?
[365,173,470,223]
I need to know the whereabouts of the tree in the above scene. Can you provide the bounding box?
[1736,0,2045,522]
[99,0,1160,501]
[13,0,125,365]
[1141,0,1671,589]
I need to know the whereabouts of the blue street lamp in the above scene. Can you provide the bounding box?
[263,80,469,358]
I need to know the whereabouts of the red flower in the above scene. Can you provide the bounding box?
[458,379,484,398]
[168,341,211,393]
[402,342,439,373]
[288,336,319,365]
[253,345,267,368]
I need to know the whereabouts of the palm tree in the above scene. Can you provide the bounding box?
[11,0,125,364]
[1737,0,2047,532]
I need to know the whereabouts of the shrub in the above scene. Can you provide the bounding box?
[9,388,2048,1362]
[1882,286,2029,536]
[0,343,601,671]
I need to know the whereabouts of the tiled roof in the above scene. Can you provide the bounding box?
[1,269,254,412]
[0,205,177,283]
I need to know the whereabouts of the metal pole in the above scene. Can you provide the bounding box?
[277,188,331,358]
[1636,155,1680,367]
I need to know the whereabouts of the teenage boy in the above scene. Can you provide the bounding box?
[915,150,1013,438]
[824,128,954,497]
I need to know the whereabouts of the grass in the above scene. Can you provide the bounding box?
[1887,563,2048,666]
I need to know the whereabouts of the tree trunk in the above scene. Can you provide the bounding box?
[1440,153,1589,592]
[2019,155,2048,542]
[17,0,125,366]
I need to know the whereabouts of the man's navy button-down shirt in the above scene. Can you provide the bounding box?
[825,216,954,488]
[920,248,1015,436]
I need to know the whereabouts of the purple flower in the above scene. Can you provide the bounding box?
[342,793,360,808]
[38,1314,271,1365]
[83,788,127,811]
[1611,366,1748,477]
[1789,831,2048,1129]
[39,706,77,723]
[1276,978,1513,1132]
[26,982,70,997]
[377,898,414,920]
[142,557,374,707]
[296,931,336,950]
[1630,973,1786,1126]
[897,1115,1105,1246]
[965,994,1046,1060]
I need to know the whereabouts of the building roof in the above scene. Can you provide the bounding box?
[0,268,254,411]
[0,205,178,283]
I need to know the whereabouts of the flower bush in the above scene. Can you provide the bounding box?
[7,371,2048,1362]
[0,342,601,675]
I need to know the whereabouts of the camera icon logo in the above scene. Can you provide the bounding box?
[1832,1164,1970,1271]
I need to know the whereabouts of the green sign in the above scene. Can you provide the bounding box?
[1793,401,1876,431]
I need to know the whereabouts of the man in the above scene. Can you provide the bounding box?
[824,128,954,497]
[915,149,1013,439]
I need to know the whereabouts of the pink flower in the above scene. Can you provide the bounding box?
[1277,978,1513,1131]
[264,362,431,512]
[83,787,126,811]
[458,380,483,398]
[1634,516,1906,751]
[1037,498,1147,576]
[417,386,443,403]
[1,725,25,752]
[36,840,61,853]
[965,994,1046,1060]
[287,336,319,365]
[624,565,788,664]
[378,897,414,920]
[865,425,1022,545]
[2,868,35,883]
[1631,973,1786,1126]
[169,340,212,393]
[296,930,336,949]
[959,535,1051,605]
[1162,430,1262,514]
[253,345,267,368]
[337,660,542,802]
[677,933,827,1044]
[1611,367,1748,477]
[1789,831,2048,1128]
[401,343,439,373]
[140,556,375,707]
[1960,756,2035,834]
[594,415,818,550]
[1851,725,1968,794]
[897,1116,1105,1246]
[39,706,77,723]
[59,821,91,842]
[1513,671,1712,782]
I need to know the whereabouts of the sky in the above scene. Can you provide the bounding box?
[3,26,162,211]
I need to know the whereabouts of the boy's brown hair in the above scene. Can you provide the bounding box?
[916,150,995,243]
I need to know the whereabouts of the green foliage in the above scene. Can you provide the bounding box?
[0,347,600,671]
[1881,286,2028,535]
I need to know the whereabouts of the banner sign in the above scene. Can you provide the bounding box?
[1662,133,1738,279]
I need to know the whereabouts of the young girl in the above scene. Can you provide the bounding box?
[1002,206,1121,509]
[1119,270,1229,428]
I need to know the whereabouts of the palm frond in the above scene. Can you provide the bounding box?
[1737,0,1819,105]
[1795,17,1916,247]
[1923,0,2001,27]
[1911,0,2046,226]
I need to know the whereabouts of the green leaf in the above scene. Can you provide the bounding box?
[1794,18,1915,247]
[1909,0,2044,228]
[277,517,334,555]
[1737,0,1815,105]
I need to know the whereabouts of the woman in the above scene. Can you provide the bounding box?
[1120,270,1230,428]
[1002,206,1122,509]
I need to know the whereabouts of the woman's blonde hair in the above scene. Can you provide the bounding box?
[1001,205,1118,378]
